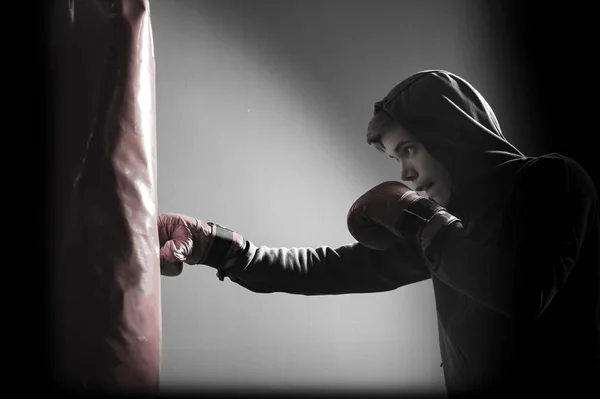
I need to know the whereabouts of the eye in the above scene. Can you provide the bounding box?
[403,145,415,157]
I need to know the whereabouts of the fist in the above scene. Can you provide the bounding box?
[347,181,420,250]
[347,181,459,253]
[157,213,212,276]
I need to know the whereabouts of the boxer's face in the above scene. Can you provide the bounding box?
[379,124,453,206]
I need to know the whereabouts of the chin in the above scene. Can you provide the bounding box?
[429,193,447,207]
[437,195,449,207]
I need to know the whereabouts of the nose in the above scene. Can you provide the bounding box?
[400,161,417,182]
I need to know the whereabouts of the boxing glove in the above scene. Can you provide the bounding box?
[157,213,245,276]
[347,181,460,253]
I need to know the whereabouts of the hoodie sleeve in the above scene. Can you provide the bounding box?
[213,238,431,295]
[423,155,598,319]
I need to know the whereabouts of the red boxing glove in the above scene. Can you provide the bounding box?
[347,181,460,252]
[157,213,245,277]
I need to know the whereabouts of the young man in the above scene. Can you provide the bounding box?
[158,70,599,397]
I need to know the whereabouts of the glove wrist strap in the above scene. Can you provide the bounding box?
[419,210,460,252]
[200,222,244,268]
[394,197,460,253]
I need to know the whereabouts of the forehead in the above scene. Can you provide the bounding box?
[379,124,416,153]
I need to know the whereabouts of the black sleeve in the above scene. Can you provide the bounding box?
[214,238,431,296]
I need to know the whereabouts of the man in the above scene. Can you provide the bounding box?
[158,70,599,397]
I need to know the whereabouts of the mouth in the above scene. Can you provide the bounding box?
[416,183,433,192]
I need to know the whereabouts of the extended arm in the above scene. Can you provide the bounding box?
[158,213,431,295]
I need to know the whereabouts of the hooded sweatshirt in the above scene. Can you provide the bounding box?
[214,70,599,397]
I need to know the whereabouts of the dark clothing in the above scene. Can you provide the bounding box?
[213,71,600,397]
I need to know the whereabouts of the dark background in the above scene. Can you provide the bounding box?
[483,1,597,186]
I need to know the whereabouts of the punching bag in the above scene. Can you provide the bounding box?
[50,0,161,393]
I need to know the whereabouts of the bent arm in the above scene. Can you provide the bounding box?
[424,156,598,319]
[211,239,431,295]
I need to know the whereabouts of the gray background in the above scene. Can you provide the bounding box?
[150,0,536,395]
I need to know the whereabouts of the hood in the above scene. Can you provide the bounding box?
[374,70,526,194]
